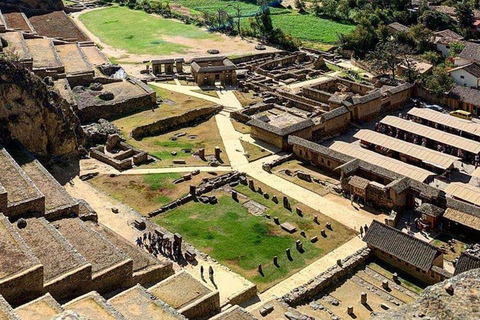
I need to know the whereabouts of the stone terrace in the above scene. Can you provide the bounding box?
[148,271,220,319]
[0,214,43,304]
[108,284,186,320]
[1,31,31,63]
[79,43,108,66]
[55,43,93,76]
[24,38,63,73]
[14,218,91,292]
[210,306,257,320]
[26,11,88,42]
[0,146,44,217]
[9,147,79,218]
[86,221,173,286]
[2,12,32,33]
[52,218,133,293]
[63,291,125,320]
[14,293,63,320]
[0,295,19,320]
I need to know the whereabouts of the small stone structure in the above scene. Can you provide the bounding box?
[190,56,237,87]
[89,134,149,171]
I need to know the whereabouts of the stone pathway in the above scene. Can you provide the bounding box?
[237,155,376,231]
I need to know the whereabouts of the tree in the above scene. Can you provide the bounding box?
[338,18,378,55]
[424,67,454,96]
[456,3,475,30]
[231,2,242,37]
[367,41,412,80]
[409,24,434,53]
[254,7,274,41]
[420,10,454,31]
[450,42,466,57]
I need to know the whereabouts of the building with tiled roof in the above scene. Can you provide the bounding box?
[364,221,449,284]
[449,63,480,88]
[454,252,480,275]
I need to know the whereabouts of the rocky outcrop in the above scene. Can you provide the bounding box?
[374,268,480,320]
[0,59,83,158]
[0,0,64,12]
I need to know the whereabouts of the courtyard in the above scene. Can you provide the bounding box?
[153,178,356,291]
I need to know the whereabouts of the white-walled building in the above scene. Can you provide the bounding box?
[434,29,464,58]
[449,63,480,88]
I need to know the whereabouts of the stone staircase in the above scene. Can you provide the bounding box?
[0,145,173,309]
[0,144,255,320]
[0,30,102,83]
[0,276,242,319]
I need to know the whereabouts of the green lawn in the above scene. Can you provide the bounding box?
[155,181,356,291]
[79,6,221,55]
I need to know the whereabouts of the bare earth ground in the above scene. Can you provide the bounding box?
[71,8,280,76]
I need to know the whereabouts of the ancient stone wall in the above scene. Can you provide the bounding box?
[131,105,223,139]
[90,148,133,171]
[91,259,134,295]
[127,263,175,288]
[180,291,220,320]
[44,264,93,302]
[281,247,371,306]
[7,196,45,219]
[371,248,449,285]
[0,184,7,213]
[226,282,258,306]
[324,112,351,137]
[76,91,156,124]
[302,87,332,104]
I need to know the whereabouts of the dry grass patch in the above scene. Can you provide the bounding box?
[90,172,218,215]
[114,85,213,134]
[231,120,251,134]
[233,90,262,107]
[241,140,271,162]
[273,160,340,196]
[129,117,229,167]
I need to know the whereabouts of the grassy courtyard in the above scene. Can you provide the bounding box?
[154,179,356,291]
[79,6,221,55]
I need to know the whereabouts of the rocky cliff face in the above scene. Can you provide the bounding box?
[374,268,480,320]
[0,59,83,158]
[1,0,64,12]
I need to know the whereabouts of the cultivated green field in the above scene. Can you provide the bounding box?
[155,181,356,291]
[79,6,221,55]
[174,0,287,16]
[270,14,355,44]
